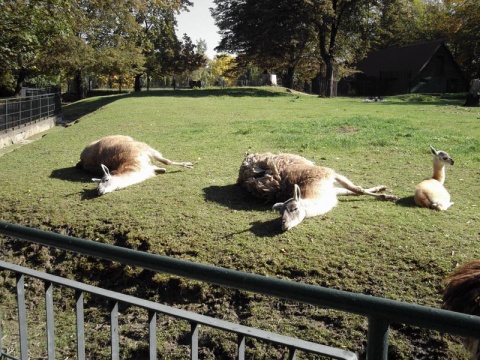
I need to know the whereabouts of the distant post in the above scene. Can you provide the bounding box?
[464,79,479,107]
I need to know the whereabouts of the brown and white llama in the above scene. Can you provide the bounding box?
[443,260,480,359]
[414,146,454,210]
[76,135,193,195]
[237,152,398,231]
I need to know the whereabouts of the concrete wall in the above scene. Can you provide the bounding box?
[0,116,58,149]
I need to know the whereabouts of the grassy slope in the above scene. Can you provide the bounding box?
[0,88,479,359]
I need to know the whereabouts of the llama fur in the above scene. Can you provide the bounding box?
[76,135,193,195]
[414,146,454,210]
[443,260,480,359]
[237,152,397,231]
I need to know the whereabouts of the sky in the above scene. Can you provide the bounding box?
[175,0,221,59]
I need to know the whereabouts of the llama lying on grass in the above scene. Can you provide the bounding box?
[414,146,454,210]
[76,135,193,195]
[237,153,398,231]
[443,260,480,359]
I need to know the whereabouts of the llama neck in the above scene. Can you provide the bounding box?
[114,168,156,189]
[432,162,446,185]
[302,194,338,218]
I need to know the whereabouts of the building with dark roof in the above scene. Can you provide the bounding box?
[342,40,468,96]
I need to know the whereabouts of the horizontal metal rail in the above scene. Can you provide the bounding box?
[0,260,356,360]
[1,220,480,359]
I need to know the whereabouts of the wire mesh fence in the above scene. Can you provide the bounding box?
[0,89,61,132]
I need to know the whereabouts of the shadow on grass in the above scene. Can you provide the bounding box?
[369,93,466,106]
[61,88,289,124]
[132,87,290,99]
[203,184,284,236]
[50,166,100,200]
[395,196,417,208]
[50,166,88,183]
[249,218,284,237]
[203,184,271,212]
[374,99,463,106]
[62,93,130,124]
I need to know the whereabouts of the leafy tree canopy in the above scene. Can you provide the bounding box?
[0,0,206,97]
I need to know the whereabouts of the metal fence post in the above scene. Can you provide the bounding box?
[237,334,245,359]
[75,290,86,360]
[45,281,55,359]
[190,322,199,360]
[366,316,389,360]
[0,299,3,358]
[16,273,28,360]
[111,301,119,360]
[148,310,157,360]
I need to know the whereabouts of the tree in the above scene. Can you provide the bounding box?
[133,0,193,91]
[212,0,380,95]
[212,0,315,89]
[424,0,480,80]
[0,0,74,96]
[371,0,422,49]
[452,0,480,79]
[307,0,377,96]
[68,0,146,98]
[1,0,199,98]
[209,54,238,86]
[172,34,208,84]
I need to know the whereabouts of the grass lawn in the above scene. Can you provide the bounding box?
[0,87,479,359]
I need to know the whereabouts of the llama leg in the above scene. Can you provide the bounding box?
[334,174,398,201]
[153,166,166,174]
[150,149,193,168]
[336,185,387,196]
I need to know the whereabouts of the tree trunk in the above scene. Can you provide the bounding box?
[14,68,27,97]
[325,57,335,97]
[464,79,480,107]
[134,74,142,92]
[283,67,295,89]
[75,70,85,100]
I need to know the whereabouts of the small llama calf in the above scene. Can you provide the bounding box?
[76,135,193,195]
[443,259,480,359]
[414,146,454,210]
[237,153,398,231]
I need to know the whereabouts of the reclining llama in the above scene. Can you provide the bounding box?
[76,135,193,195]
[443,259,480,359]
[237,152,398,231]
[414,146,454,210]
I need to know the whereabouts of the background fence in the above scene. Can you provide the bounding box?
[0,88,61,132]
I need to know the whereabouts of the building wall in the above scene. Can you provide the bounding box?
[343,44,468,96]
[412,45,468,93]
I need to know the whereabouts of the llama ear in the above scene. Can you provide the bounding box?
[92,178,102,183]
[430,146,437,155]
[272,202,284,212]
[294,184,301,201]
[101,164,111,176]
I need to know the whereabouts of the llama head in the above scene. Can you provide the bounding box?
[272,184,307,231]
[430,146,454,166]
[91,164,119,196]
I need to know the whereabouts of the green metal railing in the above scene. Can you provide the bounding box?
[1,220,480,359]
